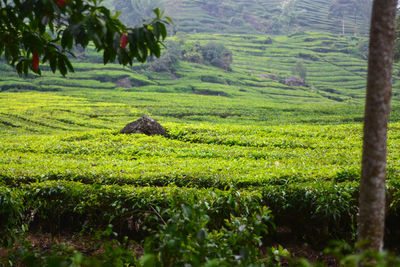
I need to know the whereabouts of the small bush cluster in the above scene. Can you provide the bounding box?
[149,39,233,72]
[200,42,233,71]
[291,60,307,80]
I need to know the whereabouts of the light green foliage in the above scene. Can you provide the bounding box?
[4,32,400,120]
[0,123,367,187]
[2,119,400,241]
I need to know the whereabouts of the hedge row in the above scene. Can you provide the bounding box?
[3,180,400,245]
[0,181,392,245]
[2,182,263,239]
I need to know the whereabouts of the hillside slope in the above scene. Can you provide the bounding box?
[1,32,400,135]
[105,0,372,35]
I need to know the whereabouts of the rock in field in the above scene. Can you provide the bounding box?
[120,115,166,136]
[284,76,307,87]
[116,77,132,88]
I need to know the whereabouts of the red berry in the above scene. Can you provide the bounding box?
[56,0,67,8]
[32,51,39,71]
[120,33,128,49]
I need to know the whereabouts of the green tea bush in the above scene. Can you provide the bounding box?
[200,75,226,84]
[0,186,25,247]
[2,194,289,267]
[0,81,42,91]
[23,181,266,236]
[261,182,358,244]
[3,239,138,267]
[5,179,383,245]
[140,194,284,267]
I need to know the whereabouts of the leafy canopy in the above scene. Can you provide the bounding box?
[0,0,171,76]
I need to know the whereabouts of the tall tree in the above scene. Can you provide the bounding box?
[358,0,398,251]
[354,0,373,21]
[113,0,165,27]
[328,0,353,35]
[0,0,170,76]
[351,0,372,34]
[279,0,303,35]
[328,0,372,35]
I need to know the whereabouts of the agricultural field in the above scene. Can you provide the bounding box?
[2,28,400,264]
[2,95,400,261]
[106,0,371,35]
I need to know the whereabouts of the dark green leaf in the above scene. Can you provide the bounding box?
[64,57,74,72]
[58,55,67,76]
[61,30,73,50]
[49,56,57,73]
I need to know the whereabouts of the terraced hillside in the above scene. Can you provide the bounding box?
[1,32,399,133]
[107,0,372,35]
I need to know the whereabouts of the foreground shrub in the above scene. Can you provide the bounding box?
[140,194,284,266]
[2,191,290,266]
[0,186,25,247]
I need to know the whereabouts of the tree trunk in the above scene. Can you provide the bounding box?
[354,11,358,36]
[358,0,398,251]
[342,16,345,35]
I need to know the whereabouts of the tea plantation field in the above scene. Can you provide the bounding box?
[3,97,400,247]
[109,0,371,35]
[2,32,400,262]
